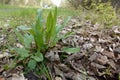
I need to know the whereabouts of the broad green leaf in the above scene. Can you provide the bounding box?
[46,11,53,44]
[33,9,45,50]
[18,57,24,61]
[32,51,44,62]
[36,9,44,31]
[45,7,58,47]
[17,25,31,31]
[51,7,57,41]
[15,48,29,58]
[62,47,80,53]
[53,7,57,25]
[34,31,45,50]
[28,59,36,70]
[24,34,34,48]
[15,30,24,44]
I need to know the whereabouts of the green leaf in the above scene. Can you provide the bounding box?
[62,47,80,53]
[45,9,58,47]
[46,11,53,44]
[53,7,57,26]
[59,32,74,40]
[24,34,34,48]
[40,62,52,80]
[32,9,45,50]
[51,7,57,41]
[56,16,71,34]
[15,7,71,54]
[63,32,74,38]
[52,16,71,45]
[15,30,24,44]
[28,59,36,70]
[32,51,44,62]
[15,48,29,58]
[17,25,31,31]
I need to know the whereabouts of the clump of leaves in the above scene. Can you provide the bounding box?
[14,7,71,72]
[93,2,118,28]
[83,2,119,28]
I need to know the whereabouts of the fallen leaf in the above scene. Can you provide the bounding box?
[114,47,120,57]
[58,64,70,72]
[15,43,24,48]
[83,43,93,50]
[45,51,60,62]
[113,26,120,34]
[0,76,5,80]
[97,55,109,65]
[89,53,98,61]
[91,62,106,69]
[7,73,27,80]
[94,45,104,52]
[73,72,96,80]
[54,66,66,80]
[55,76,62,80]
[107,59,116,70]
[65,52,85,63]
[64,72,75,79]
[0,52,10,59]
[102,51,115,59]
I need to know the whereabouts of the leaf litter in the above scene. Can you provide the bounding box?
[0,17,120,80]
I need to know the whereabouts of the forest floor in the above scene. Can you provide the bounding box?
[0,5,120,80]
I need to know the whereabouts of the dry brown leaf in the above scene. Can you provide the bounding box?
[54,66,66,80]
[0,76,5,80]
[113,26,120,34]
[107,59,116,70]
[15,43,24,48]
[89,53,98,61]
[114,47,120,57]
[58,64,70,73]
[55,76,62,80]
[73,73,96,80]
[98,38,111,44]
[65,53,85,63]
[64,72,75,79]
[102,51,115,59]
[45,51,60,62]
[6,73,27,80]
[91,62,106,69]
[97,55,109,65]
[94,45,104,53]
[0,52,10,59]
[83,43,93,50]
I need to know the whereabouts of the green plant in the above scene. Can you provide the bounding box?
[14,7,71,72]
[62,47,80,53]
[83,2,118,28]
[95,3,117,27]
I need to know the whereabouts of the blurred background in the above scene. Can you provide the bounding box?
[0,0,120,28]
